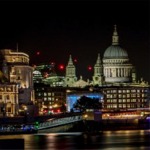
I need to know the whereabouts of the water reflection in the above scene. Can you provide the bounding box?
[0,130,150,149]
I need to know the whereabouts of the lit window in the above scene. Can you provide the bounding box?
[123,95,126,98]
[119,99,122,103]
[127,99,130,102]
[127,90,130,93]
[123,104,126,108]
[131,90,136,93]
[118,94,122,98]
[137,90,140,93]
[127,94,130,98]
[48,93,51,96]
[123,99,126,102]
[118,90,122,93]
[48,97,51,101]
[38,93,41,96]
[119,104,122,108]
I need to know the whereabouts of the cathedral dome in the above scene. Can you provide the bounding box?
[103,45,128,59]
[103,25,128,60]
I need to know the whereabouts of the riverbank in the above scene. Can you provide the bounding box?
[67,119,150,132]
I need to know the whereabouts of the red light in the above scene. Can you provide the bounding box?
[59,64,64,70]
[57,109,60,113]
[88,66,92,71]
[36,51,40,55]
[74,59,77,63]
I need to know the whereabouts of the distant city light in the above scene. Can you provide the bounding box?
[51,62,55,65]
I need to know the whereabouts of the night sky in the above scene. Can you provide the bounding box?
[0,0,149,82]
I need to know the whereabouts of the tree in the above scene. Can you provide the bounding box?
[73,95,102,112]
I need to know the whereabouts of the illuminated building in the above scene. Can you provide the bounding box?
[33,25,149,114]
[102,25,133,83]
[102,85,149,110]
[65,55,77,87]
[92,53,104,85]
[0,49,34,111]
[66,90,103,112]
[65,25,150,112]
[0,83,18,117]
[34,83,66,115]
[33,63,65,86]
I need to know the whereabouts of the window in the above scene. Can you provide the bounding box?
[119,99,122,103]
[119,104,122,108]
[123,95,126,98]
[131,89,136,93]
[123,104,126,108]
[48,93,51,96]
[6,95,9,100]
[127,90,130,93]
[118,94,122,98]
[123,99,126,103]
[48,97,51,101]
[127,99,130,102]
[118,90,122,93]
[7,107,11,112]
[127,94,130,98]
[38,93,41,96]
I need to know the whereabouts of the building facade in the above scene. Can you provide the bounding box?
[0,83,18,117]
[0,49,34,105]
[32,25,150,114]
[34,83,66,115]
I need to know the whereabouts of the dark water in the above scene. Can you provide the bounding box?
[0,129,150,150]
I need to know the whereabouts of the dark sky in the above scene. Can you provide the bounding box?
[0,0,149,82]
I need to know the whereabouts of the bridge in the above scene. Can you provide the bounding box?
[38,114,83,130]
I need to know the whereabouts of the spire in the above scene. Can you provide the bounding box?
[112,25,119,45]
[68,55,73,65]
[96,53,101,64]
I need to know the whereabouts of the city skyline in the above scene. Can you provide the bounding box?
[0,0,149,82]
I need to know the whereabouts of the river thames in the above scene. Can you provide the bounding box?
[0,127,150,150]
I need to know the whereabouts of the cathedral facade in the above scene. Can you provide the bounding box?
[65,25,137,86]
[65,25,150,112]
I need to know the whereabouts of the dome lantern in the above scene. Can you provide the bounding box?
[103,25,128,59]
[112,25,119,45]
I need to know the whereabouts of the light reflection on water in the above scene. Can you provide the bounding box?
[0,130,150,149]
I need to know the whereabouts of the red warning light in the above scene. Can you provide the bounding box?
[59,64,64,70]
[36,51,40,55]
[88,66,92,71]
[74,59,77,63]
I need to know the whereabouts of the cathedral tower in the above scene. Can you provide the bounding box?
[93,53,104,85]
[65,55,77,87]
